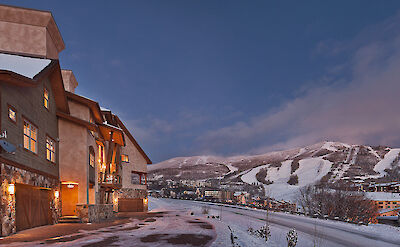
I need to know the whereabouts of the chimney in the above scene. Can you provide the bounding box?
[0,5,65,59]
[61,70,78,93]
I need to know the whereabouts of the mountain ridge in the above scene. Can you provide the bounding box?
[148,141,400,200]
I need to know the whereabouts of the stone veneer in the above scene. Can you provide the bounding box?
[116,188,148,211]
[0,163,60,236]
[76,204,114,223]
[116,188,147,199]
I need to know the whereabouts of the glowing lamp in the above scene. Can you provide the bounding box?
[144,197,148,204]
[67,184,75,189]
[8,184,15,195]
[114,197,118,204]
[54,190,59,199]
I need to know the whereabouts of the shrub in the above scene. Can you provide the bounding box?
[287,175,298,185]
[286,228,298,247]
[291,160,300,174]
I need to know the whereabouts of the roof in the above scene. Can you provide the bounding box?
[366,192,400,201]
[0,53,69,113]
[0,53,51,78]
[98,123,125,146]
[115,115,152,164]
[65,91,103,124]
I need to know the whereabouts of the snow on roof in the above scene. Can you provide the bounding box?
[0,53,51,79]
[100,106,111,111]
[366,192,400,201]
[102,122,123,131]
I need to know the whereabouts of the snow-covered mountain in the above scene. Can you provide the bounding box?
[148,141,400,200]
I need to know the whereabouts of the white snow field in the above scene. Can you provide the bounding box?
[241,157,332,201]
[374,148,400,176]
[149,197,400,247]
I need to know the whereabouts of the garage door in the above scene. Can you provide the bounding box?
[118,198,144,212]
[15,183,52,231]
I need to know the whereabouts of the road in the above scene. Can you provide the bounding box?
[149,197,400,247]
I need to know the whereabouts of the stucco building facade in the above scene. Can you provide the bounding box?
[0,5,68,236]
[0,4,151,235]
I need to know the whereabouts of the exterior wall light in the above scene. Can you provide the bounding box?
[8,184,15,195]
[54,190,59,199]
[144,197,148,204]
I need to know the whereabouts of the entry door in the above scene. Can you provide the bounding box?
[61,184,78,216]
[15,183,51,231]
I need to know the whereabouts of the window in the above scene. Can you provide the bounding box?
[89,115,95,136]
[131,172,147,185]
[46,137,56,162]
[24,120,37,153]
[131,173,140,184]
[121,154,129,163]
[44,88,49,109]
[89,147,95,167]
[98,144,105,165]
[8,105,16,122]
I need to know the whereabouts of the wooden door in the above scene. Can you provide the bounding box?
[61,184,78,216]
[118,198,144,212]
[15,183,51,231]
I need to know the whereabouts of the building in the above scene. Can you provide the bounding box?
[0,4,151,233]
[57,73,126,222]
[204,190,233,202]
[101,110,151,212]
[0,5,67,236]
[360,182,400,193]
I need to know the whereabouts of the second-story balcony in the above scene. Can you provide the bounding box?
[99,172,122,189]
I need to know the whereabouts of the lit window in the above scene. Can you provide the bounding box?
[46,137,56,162]
[8,106,16,122]
[121,154,129,163]
[24,120,37,153]
[98,144,105,165]
[44,88,49,109]
[89,150,95,167]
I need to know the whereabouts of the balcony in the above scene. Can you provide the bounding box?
[98,172,122,189]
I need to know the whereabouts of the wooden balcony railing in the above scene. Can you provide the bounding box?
[98,172,122,188]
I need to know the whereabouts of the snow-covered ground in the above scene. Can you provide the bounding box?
[149,197,400,247]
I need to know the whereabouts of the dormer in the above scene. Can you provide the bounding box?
[0,4,65,59]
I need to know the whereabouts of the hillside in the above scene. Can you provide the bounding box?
[148,141,400,200]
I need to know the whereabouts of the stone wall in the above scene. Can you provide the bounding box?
[116,188,147,199]
[76,204,114,223]
[0,162,60,236]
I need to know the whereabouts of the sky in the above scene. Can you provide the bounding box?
[3,1,400,163]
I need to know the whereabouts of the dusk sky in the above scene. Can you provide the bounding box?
[4,1,400,163]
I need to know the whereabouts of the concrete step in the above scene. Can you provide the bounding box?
[58,216,81,224]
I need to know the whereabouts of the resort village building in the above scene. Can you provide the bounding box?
[0,4,151,236]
